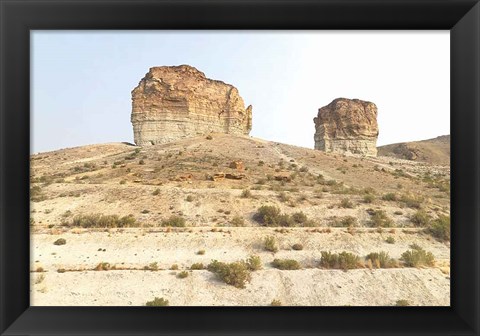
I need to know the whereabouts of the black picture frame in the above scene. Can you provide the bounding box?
[1,0,479,335]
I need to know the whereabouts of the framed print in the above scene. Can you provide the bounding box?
[1,0,479,335]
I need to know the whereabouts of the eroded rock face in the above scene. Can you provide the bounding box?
[314,98,379,156]
[131,65,252,146]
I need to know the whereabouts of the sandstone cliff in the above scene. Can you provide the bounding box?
[314,98,379,156]
[131,65,252,145]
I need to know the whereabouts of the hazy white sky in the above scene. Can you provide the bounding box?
[31,31,449,153]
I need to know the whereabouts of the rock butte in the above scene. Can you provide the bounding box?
[131,65,252,146]
[314,98,379,156]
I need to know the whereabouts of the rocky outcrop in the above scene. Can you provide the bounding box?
[131,65,252,146]
[314,98,379,156]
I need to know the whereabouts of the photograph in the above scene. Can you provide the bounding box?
[29,30,451,307]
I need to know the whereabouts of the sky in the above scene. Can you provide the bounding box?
[31,31,450,154]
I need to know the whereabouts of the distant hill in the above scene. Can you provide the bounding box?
[377,135,450,165]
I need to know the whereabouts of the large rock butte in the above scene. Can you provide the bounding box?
[131,65,252,146]
[314,98,379,156]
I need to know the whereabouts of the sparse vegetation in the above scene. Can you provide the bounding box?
[395,299,410,306]
[320,251,363,270]
[161,215,186,227]
[272,258,301,270]
[207,260,252,289]
[292,243,304,251]
[271,299,282,306]
[196,250,205,255]
[401,247,435,267]
[330,216,357,228]
[177,271,189,279]
[426,215,450,242]
[386,236,396,244]
[245,255,262,271]
[363,194,375,203]
[186,195,194,202]
[263,236,279,252]
[53,238,66,246]
[231,216,246,227]
[190,263,205,270]
[365,251,396,268]
[410,210,431,227]
[382,193,398,201]
[241,189,252,198]
[71,213,137,228]
[368,210,394,228]
[146,297,169,306]
[339,198,354,209]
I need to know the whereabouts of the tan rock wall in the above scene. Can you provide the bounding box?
[131,65,252,145]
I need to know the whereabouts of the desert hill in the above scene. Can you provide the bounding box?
[377,135,450,165]
[30,134,450,306]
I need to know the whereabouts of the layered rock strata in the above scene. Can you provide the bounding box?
[314,98,379,156]
[131,65,252,146]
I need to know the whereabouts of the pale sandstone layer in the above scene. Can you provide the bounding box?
[131,65,252,146]
[314,98,379,156]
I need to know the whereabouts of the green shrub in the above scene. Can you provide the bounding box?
[190,263,205,270]
[368,210,394,228]
[382,193,398,201]
[427,215,450,242]
[71,213,137,228]
[161,215,186,227]
[339,198,354,208]
[177,271,189,279]
[401,248,435,267]
[207,260,251,289]
[53,238,66,246]
[263,236,278,252]
[320,251,362,270]
[254,205,281,226]
[366,251,396,268]
[245,255,262,271]
[241,189,252,198]
[272,258,301,270]
[385,236,395,244]
[145,297,169,306]
[395,299,410,306]
[410,210,431,227]
[363,194,375,203]
[331,216,357,227]
[292,243,304,251]
[230,216,246,227]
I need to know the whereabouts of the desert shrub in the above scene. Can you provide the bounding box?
[263,236,278,252]
[30,185,47,202]
[320,251,362,270]
[291,212,308,225]
[119,179,126,185]
[292,243,304,251]
[382,193,398,201]
[366,251,396,268]
[177,271,189,279]
[339,198,354,209]
[71,213,137,228]
[207,260,251,289]
[245,255,262,271]
[394,211,403,215]
[206,135,213,140]
[186,195,194,202]
[170,264,179,270]
[53,238,66,246]
[427,215,450,242]
[161,215,186,227]
[385,236,395,244]
[272,258,301,270]
[271,299,282,306]
[196,250,205,255]
[299,166,309,173]
[152,188,160,196]
[254,205,281,226]
[331,216,357,227]
[410,210,431,227]
[139,159,145,165]
[230,216,246,227]
[368,210,394,228]
[277,191,290,203]
[141,209,150,214]
[400,194,423,209]
[144,262,159,271]
[395,299,410,306]
[241,189,252,198]
[363,194,375,203]
[190,263,205,270]
[145,297,169,306]
[94,262,112,271]
[401,248,435,267]
[57,268,66,273]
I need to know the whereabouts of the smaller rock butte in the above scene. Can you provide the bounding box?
[131,65,252,146]
[314,98,379,156]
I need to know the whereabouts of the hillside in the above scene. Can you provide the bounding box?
[30,134,450,306]
[377,135,450,165]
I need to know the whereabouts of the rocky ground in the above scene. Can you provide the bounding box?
[30,133,450,306]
